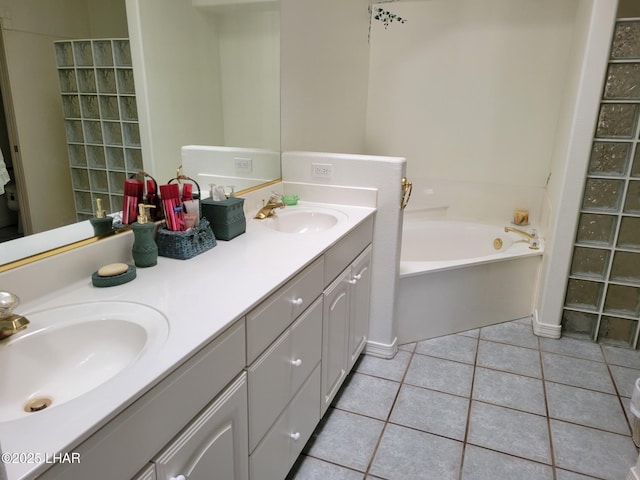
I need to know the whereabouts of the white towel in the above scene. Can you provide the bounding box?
[0,148,9,195]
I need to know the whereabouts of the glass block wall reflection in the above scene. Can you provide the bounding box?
[563,19,640,348]
[55,39,142,221]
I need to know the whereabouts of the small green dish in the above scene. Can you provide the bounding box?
[282,194,299,206]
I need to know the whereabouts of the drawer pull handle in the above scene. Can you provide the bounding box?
[353,274,362,281]
[171,476,186,480]
[290,432,301,441]
[291,358,302,367]
[348,278,358,285]
[292,297,304,306]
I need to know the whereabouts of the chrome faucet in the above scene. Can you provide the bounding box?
[254,193,285,219]
[504,226,540,250]
[0,292,29,340]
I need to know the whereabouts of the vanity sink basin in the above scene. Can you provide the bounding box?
[262,207,347,234]
[0,301,169,422]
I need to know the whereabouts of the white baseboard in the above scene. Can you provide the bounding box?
[364,337,398,359]
[532,308,561,339]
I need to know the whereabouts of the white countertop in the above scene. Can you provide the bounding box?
[0,202,375,480]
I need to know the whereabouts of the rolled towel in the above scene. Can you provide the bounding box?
[0,149,10,195]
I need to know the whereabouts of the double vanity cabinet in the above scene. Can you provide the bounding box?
[41,214,373,480]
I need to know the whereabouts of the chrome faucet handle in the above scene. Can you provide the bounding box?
[529,229,540,249]
[0,292,19,320]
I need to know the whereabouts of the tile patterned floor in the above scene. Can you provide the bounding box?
[286,319,640,480]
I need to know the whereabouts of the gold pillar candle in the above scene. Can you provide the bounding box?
[514,209,529,225]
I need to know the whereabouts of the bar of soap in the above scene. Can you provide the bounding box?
[98,262,129,277]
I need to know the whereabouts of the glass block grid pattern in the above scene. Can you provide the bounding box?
[55,39,142,221]
[563,19,640,348]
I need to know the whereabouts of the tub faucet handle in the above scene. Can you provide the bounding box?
[504,226,540,250]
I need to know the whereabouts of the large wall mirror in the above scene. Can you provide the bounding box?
[0,0,280,268]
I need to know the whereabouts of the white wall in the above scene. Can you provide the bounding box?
[127,0,225,184]
[87,0,128,38]
[129,0,280,184]
[365,0,582,230]
[1,0,91,38]
[217,8,280,151]
[366,0,579,188]
[280,0,371,154]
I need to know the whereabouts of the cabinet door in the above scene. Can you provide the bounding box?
[321,269,350,415]
[348,245,372,369]
[154,373,248,480]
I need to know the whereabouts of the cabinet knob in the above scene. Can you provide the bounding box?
[290,432,301,441]
[291,358,302,367]
[348,273,362,285]
[292,297,304,306]
[170,476,186,480]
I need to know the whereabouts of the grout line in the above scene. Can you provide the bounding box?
[361,341,416,478]
[458,327,481,479]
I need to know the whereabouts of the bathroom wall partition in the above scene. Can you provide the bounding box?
[562,19,640,348]
[55,38,142,221]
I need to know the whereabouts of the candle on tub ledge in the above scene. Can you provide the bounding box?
[513,209,529,226]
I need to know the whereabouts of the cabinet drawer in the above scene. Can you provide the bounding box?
[249,364,321,480]
[324,215,373,286]
[247,297,322,452]
[246,257,324,364]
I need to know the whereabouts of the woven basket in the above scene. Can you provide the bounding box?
[156,217,216,260]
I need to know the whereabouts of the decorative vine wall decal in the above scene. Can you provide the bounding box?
[373,7,407,29]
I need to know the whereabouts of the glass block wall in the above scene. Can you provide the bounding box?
[54,39,142,221]
[562,19,640,348]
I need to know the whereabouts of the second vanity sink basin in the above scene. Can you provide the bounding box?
[0,301,169,422]
[262,207,347,234]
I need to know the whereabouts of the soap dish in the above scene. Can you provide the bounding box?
[91,265,137,287]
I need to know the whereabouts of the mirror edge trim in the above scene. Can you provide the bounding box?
[0,229,126,274]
